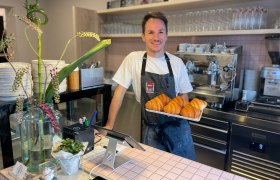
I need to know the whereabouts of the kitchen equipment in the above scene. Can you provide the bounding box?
[63,123,94,153]
[234,100,250,112]
[175,45,243,108]
[247,36,280,119]
[229,123,280,180]
[265,35,280,66]
[248,96,280,122]
[189,109,231,171]
[259,66,280,97]
[243,69,260,92]
[80,67,104,90]
[248,62,280,118]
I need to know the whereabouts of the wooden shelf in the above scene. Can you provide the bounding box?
[97,0,280,37]
[97,0,260,15]
[100,29,280,38]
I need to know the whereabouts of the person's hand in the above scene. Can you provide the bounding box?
[103,125,113,130]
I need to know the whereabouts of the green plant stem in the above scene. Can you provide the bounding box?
[37,23,43,103]
[24,27,39,57]
[59,35,77,60]
[36,22,45,163]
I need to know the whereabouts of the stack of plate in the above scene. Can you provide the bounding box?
[0,62,32,102]
[31,60,67,94]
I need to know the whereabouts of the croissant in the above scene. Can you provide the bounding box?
[157,93,171,106]
[163,101,181,115]
[180,103,201,119]
[145,97,164,111]
[190,98,208,111]
[172,96,188,108]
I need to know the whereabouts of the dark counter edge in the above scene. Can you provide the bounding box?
[202,108,280,133]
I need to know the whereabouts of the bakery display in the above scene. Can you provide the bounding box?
[145,93,171,111]
[172,96,188,108]
[156,93,171,106]
[180,103,201,119]
[145,96,164,111]
[163,100,181,115]
[145,94,208,121]
[190,98,208,111]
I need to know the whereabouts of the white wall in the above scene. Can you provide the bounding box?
[0,0,107,64]
[42,0,107,62]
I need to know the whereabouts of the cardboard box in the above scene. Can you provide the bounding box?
[80,67,104,90]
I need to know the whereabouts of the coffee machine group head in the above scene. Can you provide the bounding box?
[207,57,220,87]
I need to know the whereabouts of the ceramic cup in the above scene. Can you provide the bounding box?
[187,46,195,53]
[242,90,257,102]
[178,43,188,52]
[195,47,204,53]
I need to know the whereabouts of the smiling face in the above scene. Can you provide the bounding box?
[141,18,168,58]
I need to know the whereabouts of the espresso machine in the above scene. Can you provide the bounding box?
[248,35,280,122]
[175,45,243,108]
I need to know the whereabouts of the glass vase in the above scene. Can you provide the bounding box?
[20,103,62,174]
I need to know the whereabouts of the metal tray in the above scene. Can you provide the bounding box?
[145,109,201,122]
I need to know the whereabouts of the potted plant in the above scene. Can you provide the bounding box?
[0,0,110,174]
[52,138,85,175]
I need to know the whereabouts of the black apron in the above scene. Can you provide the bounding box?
[140,52,196,160]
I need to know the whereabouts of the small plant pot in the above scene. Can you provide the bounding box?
[59,155,80,175]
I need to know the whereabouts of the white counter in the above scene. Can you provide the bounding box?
[0,138,248,180]
[79,139,248,180]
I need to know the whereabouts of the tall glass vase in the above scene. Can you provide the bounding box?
[20,103,62,174]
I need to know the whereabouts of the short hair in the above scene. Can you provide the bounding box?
[141,12,168,34]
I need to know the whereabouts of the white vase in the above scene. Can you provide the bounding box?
[59,154,81,175]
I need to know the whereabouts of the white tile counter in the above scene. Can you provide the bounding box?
[0,139,248,180]
[80,141,248,180]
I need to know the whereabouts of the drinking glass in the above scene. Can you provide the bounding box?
[252,7,258,29]
[177,13,184,32]
[208,10,217,31]
[232,8,239,30]
[39,161,57,180]
[192,11,200,32]
[224,8,233,30]
[257,7,268,29]
[201,10,209,32]
[168,14,177,33]
[185,12,194,32]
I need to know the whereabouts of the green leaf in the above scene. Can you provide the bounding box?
[44,39,111,103]
[54,138,84,155]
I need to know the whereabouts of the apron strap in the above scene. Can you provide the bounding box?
[141,52,147,76]
[141,52,173,77]
[164,53,174,77]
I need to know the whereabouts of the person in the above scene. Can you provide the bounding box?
[105,12,196,160]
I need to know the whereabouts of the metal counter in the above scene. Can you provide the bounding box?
[200,107,280,179]
[202,107,280,133]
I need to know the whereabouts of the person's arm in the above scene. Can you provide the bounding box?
[178,93,189,102]
[104,84,127,130]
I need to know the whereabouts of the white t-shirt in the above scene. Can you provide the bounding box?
[113,51,193,103]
